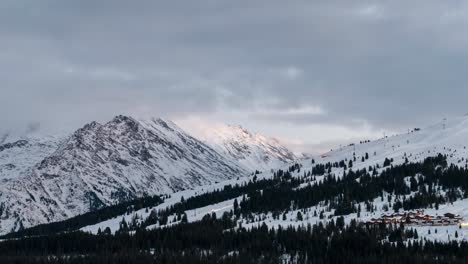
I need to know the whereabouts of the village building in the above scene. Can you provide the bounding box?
[365,210,463,226]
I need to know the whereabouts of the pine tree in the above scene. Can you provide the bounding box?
[119,217,129,232]
[233,199,239,217]
[181,213,188,223]
[296,211,303,221]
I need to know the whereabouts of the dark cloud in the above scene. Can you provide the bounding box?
[1,0,468,151]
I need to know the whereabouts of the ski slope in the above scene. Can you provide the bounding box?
[81,115,468,243]
[315,116,468,170]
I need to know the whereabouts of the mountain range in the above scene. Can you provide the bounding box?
[0,115,297,234]
[4,114,468,240]
[72,115,468,243]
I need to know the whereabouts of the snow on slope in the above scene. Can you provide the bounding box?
[314,115,468,169]
[245,115,468,242]
[81,169,266,234]
[0,135,63,181]
[81,115,468,242]
[0,115,247,235]
[81,165,468,243]
[195,124,297,172]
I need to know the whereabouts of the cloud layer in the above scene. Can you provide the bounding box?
[1,0,468,152]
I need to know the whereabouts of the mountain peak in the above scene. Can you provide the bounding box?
[108,115,140,129]
[82,121,102,130]
[0,115,298,235]
[0,115,251,234]
[195,123,296,171]
[110,114,136,123]
[227,124,247,130]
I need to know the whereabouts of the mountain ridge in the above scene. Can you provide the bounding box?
[192,123,297,172]
[67,115,468,244]
[0,115,296,234]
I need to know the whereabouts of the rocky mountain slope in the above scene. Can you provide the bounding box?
[194,124,297,172]
[0,135,63,181]
[77,115,468,243]
[0,115,298,235]
[0,115,249,234]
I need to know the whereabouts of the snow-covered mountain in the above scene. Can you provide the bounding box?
[315,115,468,168]
[0,135,64,181]
[78,115,468,243]
[16,114,468,238]
[0,115,248,234]
[194,124,297,172]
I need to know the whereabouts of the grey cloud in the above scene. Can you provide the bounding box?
[1,0,468,148]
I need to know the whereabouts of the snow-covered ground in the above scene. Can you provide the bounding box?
[0,135,64,180]
[82,115,468,243]
[81,174,263,234]
[0,115,299,235]
[315,116,468,171]
[80,165,468,243]
[192,123,298,172]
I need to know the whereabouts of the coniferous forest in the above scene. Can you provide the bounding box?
[1,214,468,264]
[3,154,468,263]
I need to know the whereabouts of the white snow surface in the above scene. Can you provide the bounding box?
[315,115,468,169]
[0,135,64,181]
[0,115,249,234]
[81,176,255,234]
[0,115,296,235]
[82,115,468,243]
[195,124,297,172]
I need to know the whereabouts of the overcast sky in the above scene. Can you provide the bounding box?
[2,0,468,153]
